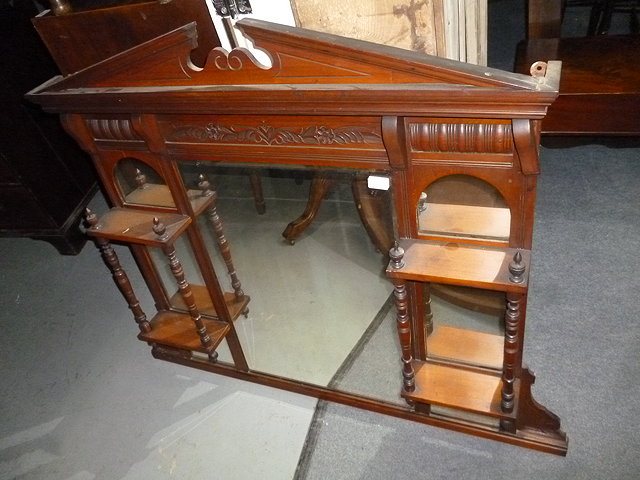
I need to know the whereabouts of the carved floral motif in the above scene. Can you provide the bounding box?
[169,123,382,146]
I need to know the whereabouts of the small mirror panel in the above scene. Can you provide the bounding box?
[417,175,510,242]
[115,157,176,208]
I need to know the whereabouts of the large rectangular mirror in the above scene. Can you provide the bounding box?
[148,161,507,410]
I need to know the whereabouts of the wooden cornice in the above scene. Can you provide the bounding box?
[26,20,560,120]
[27,20,558,91]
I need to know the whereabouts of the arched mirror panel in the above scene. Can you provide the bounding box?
[417,174,510,243]
[115,157,176,208]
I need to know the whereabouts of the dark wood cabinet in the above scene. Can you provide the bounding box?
[0,0,221,254]
[32,0,220,75]
[0,1,96,254]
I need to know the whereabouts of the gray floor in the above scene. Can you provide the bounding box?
[0,197,320,479]
[298,144,640,479]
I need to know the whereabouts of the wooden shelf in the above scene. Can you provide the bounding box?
[125,183,214,216]
[85,207,191,246]
[138,310,229,353]
[405,361,513,419]
[428,325,503,370]
[169,284,249,321]
[419,203,510,241]
[387,239,530,292]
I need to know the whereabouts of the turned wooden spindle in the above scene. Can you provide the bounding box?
[84,208,151,333]
[423,283,434,337]
[393,278,416,395]
[153,217,218,361]
[388,243,415,394]
[509,250,526,284]
[198,174,245,300]
[500,291,521,430]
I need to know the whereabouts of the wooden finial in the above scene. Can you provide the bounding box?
[135,168,148,190]
[152,217,168,240]
[508,250,526,283]
[418,192,428,212]
[389,241,405,269]
[84,207,99,229]
[198,174,214,197]
[49,0,72,15]
[530,61,547,78]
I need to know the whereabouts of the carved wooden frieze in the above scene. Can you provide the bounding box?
[409,122,513,154]
[168,123,382,146]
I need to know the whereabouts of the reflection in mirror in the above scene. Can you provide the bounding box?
[417,174,510,242]
[115,157,176,208]
[177,162,404,405]
[414,175,509,377]
[427,288,505,371]
[149,235,206,312]
[417,175,508,373]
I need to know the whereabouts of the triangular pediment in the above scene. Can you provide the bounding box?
[36,19,548,93]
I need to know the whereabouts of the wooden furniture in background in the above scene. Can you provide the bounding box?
[0,1,95,254]
[33,0,220,75]
[0,0,222,254]
[28,19,566,453]
[515,0,640,136]
[580,0,640,35]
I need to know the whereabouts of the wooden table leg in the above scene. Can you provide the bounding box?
[351,173,394,253]
[282,171,334,244]
[248,169,266,214]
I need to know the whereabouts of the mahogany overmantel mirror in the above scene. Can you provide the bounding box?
[27,18,567,454]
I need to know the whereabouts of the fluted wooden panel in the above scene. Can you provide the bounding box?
[409,122,513,153]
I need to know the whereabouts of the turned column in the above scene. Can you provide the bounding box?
[501,293,520,410]
[85,208,151,334]
[423,283,434,336]
[389,242,416,394]
[198,174,245,300]
[501,251,526,432]
[153,217,218,361]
